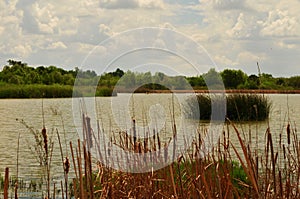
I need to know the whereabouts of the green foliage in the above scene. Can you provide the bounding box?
[287,76,300,89]
[221,69,247,89]
[115,70,191,91]
[96,87,117,97]
[0,60,97,86]
[186,76,206,88]
[185,94,271,121]
[1,60,300,99]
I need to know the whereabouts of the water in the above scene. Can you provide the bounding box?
[0,94,299,178]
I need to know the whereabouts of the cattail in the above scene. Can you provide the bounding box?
[138,142,142,153]
[287,123,291,145]
[42,127,48,155]
[132,118,137,147]
[64,156,70,174]
[164,143,168,163]
[283,144,286,160]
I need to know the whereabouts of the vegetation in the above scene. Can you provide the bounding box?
[184,94,271,121]
[1,99,300,198]
[1,59,300,98]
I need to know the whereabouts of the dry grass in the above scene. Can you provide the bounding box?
[64,112,300,198]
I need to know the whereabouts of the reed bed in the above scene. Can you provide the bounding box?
[65,111,299,198]
[185,93,271,121]
[2,98,300,199]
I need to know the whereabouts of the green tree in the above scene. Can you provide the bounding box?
[221,69,247,89]
[287,76,300,89]
[245,75,259,89]
[202,68,223,88]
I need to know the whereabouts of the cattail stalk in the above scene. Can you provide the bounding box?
[4,168,9,199]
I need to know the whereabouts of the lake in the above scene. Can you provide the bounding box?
[0,94,299,180]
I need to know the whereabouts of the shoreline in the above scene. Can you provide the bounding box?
[129,89,300,94]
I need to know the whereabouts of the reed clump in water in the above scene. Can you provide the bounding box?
[185,93,271,121]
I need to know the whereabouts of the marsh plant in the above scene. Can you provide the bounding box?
[66,113,300,198]
[16,119,54,198]
[184,93,271,121]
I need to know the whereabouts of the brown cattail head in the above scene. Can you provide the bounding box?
[64,156,70,174]
[42,127,48,155]
[287,123,291,145]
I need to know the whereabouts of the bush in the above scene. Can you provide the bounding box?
[184,94,271,121]
[96,87,117,97]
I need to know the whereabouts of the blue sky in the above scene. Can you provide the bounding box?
[0,0,300,77]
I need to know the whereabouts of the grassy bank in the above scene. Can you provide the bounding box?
[0,84,118,98]
[0,84,78,98]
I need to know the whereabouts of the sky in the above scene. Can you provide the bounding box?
[0,0,300,77]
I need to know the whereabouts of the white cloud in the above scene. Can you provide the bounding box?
[58,16,79,36]
[31,2,59,34]
[259,9,300,37]
[99,0,164,9]
[236,51,265,64]
[276,40,297,49]
[227,13,256,39]
[214,55,236,66]
[99,24,115,37]
[13,44,32,57]
[212,0,246,10]
[138,0,165,9]
[159,22,177,30]
[47,41,67,50]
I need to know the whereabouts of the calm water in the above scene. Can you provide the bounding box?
[0,94,299,179]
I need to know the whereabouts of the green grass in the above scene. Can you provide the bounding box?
[0,84,81,98]
[0,84,119,98]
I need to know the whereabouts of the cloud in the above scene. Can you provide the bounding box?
[227,13,257,39]
[58,16,79,36]
[276,40,297,49]
[0,0,299,77]
[31,2,59,34]
[47,41,67,50]
[212,0,246,10]
[259,9,300,37]
[13,43,33,57]
[214,55,236,66]
[236,51,266,65]
[99,0,164,9]
[99,24,115,37]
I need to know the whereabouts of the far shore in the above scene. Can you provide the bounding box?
[127,89,300,94]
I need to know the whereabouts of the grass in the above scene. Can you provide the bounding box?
[185,93,271,121]
[0,84,80,98]
[0,84,119,98]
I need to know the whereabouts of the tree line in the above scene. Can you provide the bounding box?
[1,60,300,93]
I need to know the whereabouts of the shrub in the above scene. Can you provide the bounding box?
[96,87,117,97]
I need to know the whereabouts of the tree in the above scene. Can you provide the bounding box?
[221,69,247,89]
[245,74,259,89]
[187,76,206,87]
[202,68,223,88]
[287,76,300,89]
